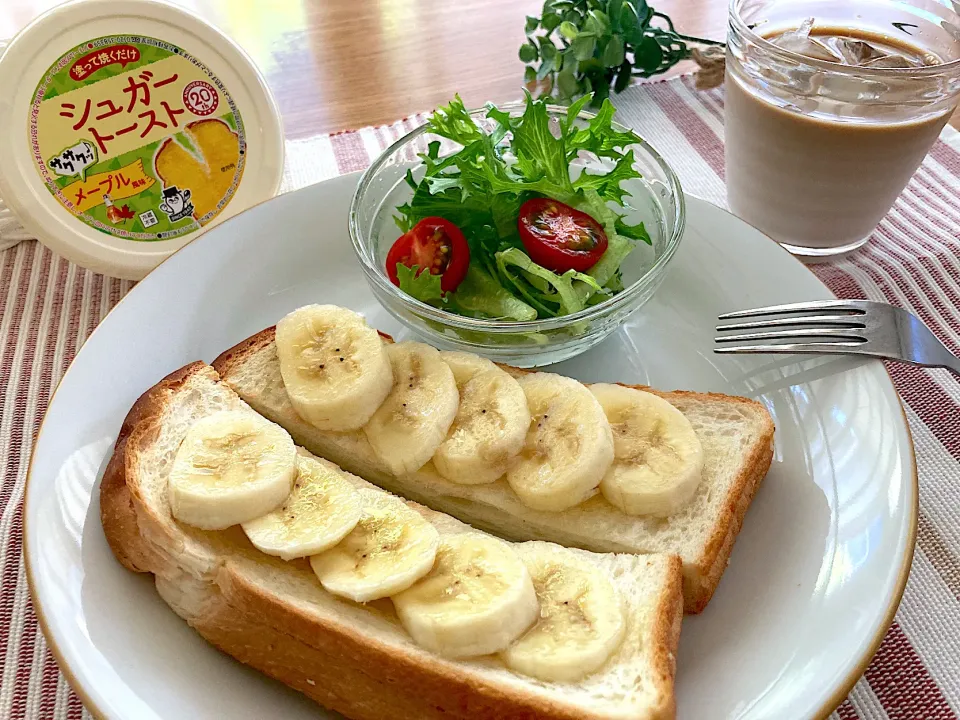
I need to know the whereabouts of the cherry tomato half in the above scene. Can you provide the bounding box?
[517,198,608,273]
[386,217,470,293]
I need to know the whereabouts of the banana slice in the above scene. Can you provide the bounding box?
[438,351,496,387]
[363,342,459,476]
[506,373,614,512]
[275,305,393,432]
[241,455,362,560]
[168,411,296,530]
[501,543,626,682]
[392,534,539,658]
[310,489,439,602]
[433,353,530,485]
[590,383,704,517]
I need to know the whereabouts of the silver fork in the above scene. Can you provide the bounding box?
[714,299,960,377]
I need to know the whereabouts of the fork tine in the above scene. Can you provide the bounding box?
[718,300,868,319]
[716,314,868,331]
[715,328,868,343]
[715,342,868,355]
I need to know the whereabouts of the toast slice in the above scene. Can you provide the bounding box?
[101,361,685,720]
[213,328,775,614]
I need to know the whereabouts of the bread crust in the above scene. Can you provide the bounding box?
[212,328,776,613]
[213,327,277,378]
[680,416,773,613]
[101,361,681,720]
[205,566,596,720]
[648,555,684,718]
[100,362,209,573]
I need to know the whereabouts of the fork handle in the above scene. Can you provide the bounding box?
[940,355,960,378]
[927,344,960,377]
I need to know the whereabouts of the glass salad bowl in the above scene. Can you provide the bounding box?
[349,101,685,368]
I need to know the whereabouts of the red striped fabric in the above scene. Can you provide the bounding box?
[931,141,960,175]
[864,623,956,719]
[646,81,727,179]
[2,77,959,720]
[331,131,372,175]
[837,701,861,720]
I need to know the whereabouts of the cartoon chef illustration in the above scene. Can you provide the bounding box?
[159,185,194,223]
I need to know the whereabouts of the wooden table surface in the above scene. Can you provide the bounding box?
[3,0,958,138]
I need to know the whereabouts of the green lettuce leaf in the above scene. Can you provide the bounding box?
[566,98,643,159]
[495,247,586,317]
[615,216,651,243]
[448,265,537,321]
[395,264,444,304]
[573,150,642,204]
[583,231,636,290]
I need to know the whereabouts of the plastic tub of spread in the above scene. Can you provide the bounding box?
[0,0,284,279]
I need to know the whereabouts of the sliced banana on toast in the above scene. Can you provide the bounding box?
[433,352,530,485]
[310,489,440,602]
[242,455,362,560]
[168,410,296,530]
[364,342,459,476]
[506,373,614,512]
[392,534,539,658]
[275,305,394,432]
[438,350,495,386]
[590,383,704,517]
[501,542,626,682]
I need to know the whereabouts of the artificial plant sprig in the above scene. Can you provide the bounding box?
[520,0,725,103]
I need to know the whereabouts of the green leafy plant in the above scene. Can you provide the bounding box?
[521,0,724,104]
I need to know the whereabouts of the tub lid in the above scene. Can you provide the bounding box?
[0,0,284,279]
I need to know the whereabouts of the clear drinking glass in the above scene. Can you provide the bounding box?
[725,0,960,258]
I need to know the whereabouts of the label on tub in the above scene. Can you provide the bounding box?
[29,35,248,242]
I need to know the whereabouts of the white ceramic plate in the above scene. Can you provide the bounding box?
[25,173,916,720]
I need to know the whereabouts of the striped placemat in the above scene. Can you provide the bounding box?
[2,75,959,720]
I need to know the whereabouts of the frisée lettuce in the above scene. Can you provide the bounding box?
[394,92,651,320]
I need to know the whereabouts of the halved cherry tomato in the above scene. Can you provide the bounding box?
[517,198,608,273]
[386,217,470,293]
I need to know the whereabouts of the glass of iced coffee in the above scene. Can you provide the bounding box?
[725,0,960,258]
